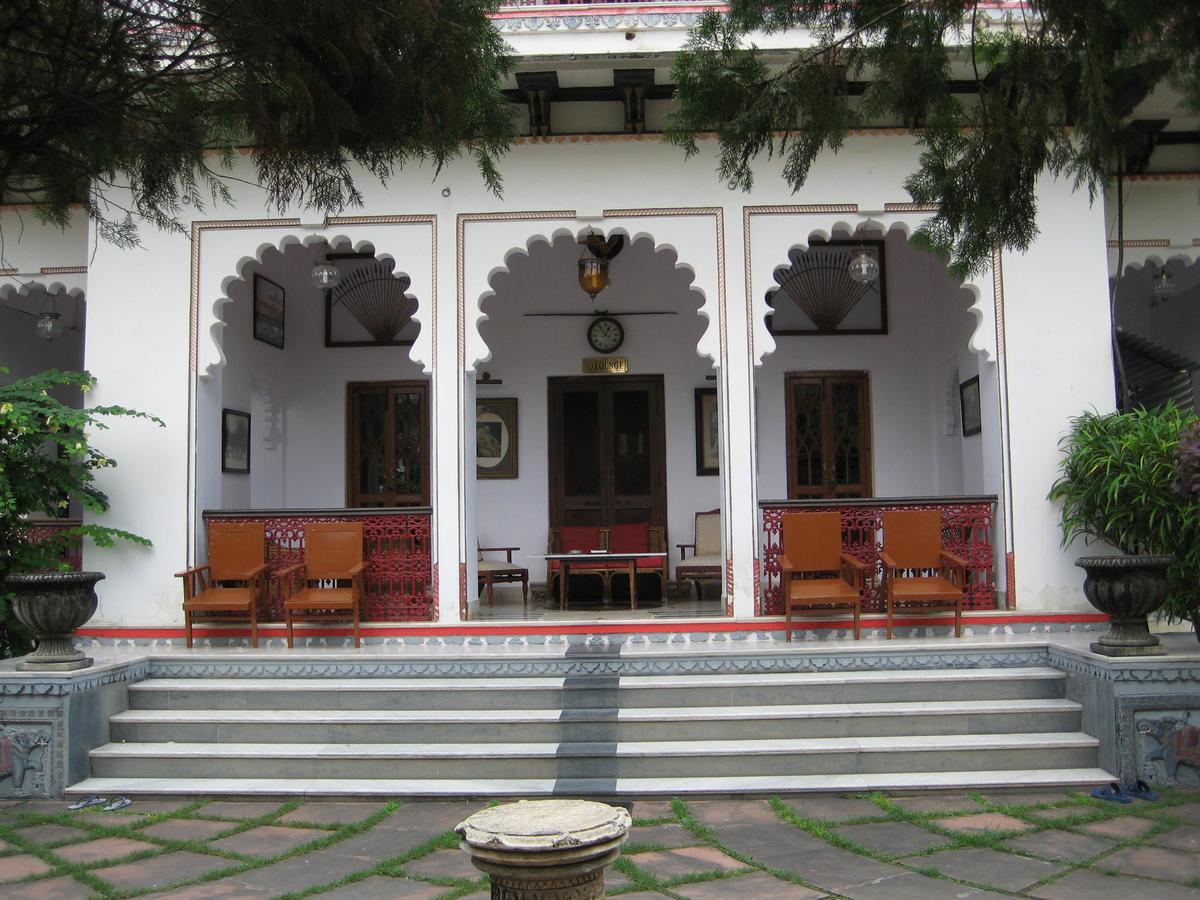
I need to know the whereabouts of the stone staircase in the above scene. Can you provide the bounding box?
[68,664,1111,798]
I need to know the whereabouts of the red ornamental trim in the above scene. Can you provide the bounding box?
[203,511,433,622]
[1106,239,1170,247]
[760,501,997,616]
[1006,552,1017,609]
[39,265,87,274]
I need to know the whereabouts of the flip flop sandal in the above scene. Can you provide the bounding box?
[1128,779,1159,801]
[103,797,132,812]
[1091,782,1132,804]
[67,795,106,810]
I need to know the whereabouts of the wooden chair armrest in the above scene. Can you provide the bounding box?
[348,562,367,576]
[175,564,210,579]
[779,553,794,581]
[879,551,901,570]
[245,563,270,579]
[276,563,305,578]
[941,550,969,568]
[676,543,695,559]
[480,546,519,563]
[840,553,867,570]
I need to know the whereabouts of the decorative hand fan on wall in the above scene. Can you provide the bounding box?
[325,259,420,346]
[767,239,888,335]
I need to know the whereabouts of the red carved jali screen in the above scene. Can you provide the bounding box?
[27,518,83,571]
[760,497,998,616]
[203,508,433,622]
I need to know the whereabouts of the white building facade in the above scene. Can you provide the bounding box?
[3,7,1196,639]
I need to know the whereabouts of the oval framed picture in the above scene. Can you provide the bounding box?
[476,398,518,479]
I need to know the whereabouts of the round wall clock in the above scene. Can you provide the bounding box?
[587,315,624,353]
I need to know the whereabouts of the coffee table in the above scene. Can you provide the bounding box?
[535,552,669,610]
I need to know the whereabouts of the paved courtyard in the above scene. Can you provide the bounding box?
[2,787,1199,898]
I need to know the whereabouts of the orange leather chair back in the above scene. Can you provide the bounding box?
[782,512,842,573]
[208,522,266,581]
[556,526,602,553]
[609,523,649,553]
[305,522,364,580]
[883,509,943,569]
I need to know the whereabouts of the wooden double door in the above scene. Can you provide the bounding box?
[548,375,666,528]
[785,371,873,499]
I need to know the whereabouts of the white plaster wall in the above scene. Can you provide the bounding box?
[476,234,719,582]
[1005,175,1116,611]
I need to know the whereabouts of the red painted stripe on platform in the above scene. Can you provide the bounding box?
[77,612,1108,641]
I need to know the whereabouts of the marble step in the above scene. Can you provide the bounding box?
[109,697,1084,743]
[127,667,1068,711]
[66,767,1117,799]
[89,732,1099,780]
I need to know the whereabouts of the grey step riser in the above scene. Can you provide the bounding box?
[91,745,1098,780]
[127,679,1065,712]
[110,710,1082,745]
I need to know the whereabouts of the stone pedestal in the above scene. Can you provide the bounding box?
[456,799,630,899]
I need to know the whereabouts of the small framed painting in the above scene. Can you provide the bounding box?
[959,376,982,437]
[476,398,518,479]
[253,273,285,349]
[221,409,251,474]
[694,388,719,476]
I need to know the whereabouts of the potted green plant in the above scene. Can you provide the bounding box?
[1,368,163,669]
[1161,420,1200,635]
[1049,405,1200,657]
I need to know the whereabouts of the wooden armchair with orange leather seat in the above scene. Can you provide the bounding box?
[779,511,866,641]
[547,525,610,601]
[606,522,668,601]
[278,521,366,648]
[880,509,967,638]
[177,522,268,648]
[477,544,529,607]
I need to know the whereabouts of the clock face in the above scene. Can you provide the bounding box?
[587,316,624,353]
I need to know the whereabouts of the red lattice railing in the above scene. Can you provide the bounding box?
[203,508,433,622]
[26,518,83,571]
[760,497,998,616]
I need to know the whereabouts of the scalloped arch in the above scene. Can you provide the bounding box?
[752,216,996,365]
[201,234,424,377]
[469,227,714,371]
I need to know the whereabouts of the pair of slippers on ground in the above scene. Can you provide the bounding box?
[66,796,132,812]
[1092,780,1158,803]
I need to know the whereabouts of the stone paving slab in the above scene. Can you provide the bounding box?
[931,812,1031,834]
[372,801,478,836]
[314,874,448,898]
[912,846,1065,891]
[839,871,1009,899]
[1099,843,1200,882]
[198,801,286,820]
[210,824,332,858]
[0,853,53,882]
[628,823,701,848]
[402,847,481,881]
[139,818,237,842]
[837,821,946,856]
[975,791,1080,808]
[1152,822,1200,852]
[671,871,825,899]
[72,811,160,828]
[53,835,161,864]
[1081,816,1159,840]
[0,874,95,899]
[277,801,389,827]
[890,795,987,814]
[92,849,234,891]
[780,796,884,822]
[1029,867,1200,899]
[14,823,88,845]
[1003,828,1116,862]
[688,799,782,827]
[768,844,910,894]
[1166,802,1200,825]
[150,878,276,898]
[1028,805,1102,823]
[630,800,675,820]
[626,845,746,880]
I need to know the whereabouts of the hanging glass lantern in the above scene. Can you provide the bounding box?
[847,248,879,284]
[1152,266,1175,302]
[578,255,609,299]
[36,294,63,341]
[312,260,341,290]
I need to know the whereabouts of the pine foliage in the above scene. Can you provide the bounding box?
[667,1,1200,278]
[0,0,515,244]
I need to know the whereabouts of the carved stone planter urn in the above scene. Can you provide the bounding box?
[1077,555,1172,657]
[5,571,104,671]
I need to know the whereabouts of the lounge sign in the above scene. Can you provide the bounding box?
[583,356,629,374]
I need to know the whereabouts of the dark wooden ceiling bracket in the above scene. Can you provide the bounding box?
[515,71,560,136]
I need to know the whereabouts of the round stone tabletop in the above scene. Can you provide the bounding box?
[456,799,631,852]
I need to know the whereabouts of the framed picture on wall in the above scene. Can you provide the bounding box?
[253,273,285,349]
[221,409,251,474]
[959,376,982,437]
[476,398,518,479]
[694,388,719,476]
